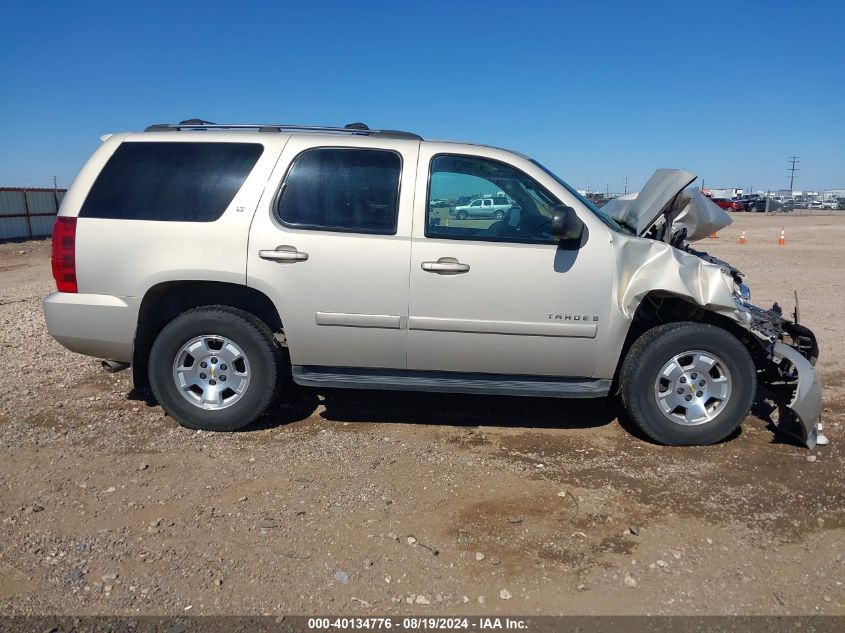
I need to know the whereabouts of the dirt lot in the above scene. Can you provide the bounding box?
[1,213,843,616]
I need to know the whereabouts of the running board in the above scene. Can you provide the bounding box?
[291,366,611,399]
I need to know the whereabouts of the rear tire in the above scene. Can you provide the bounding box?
[456,210,467,220]
[620,322,755,445]
[149,306,279,431]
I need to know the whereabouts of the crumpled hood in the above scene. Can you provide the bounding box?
[669,187,734,241]
[602,168,733,240]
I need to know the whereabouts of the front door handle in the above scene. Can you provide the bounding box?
[421,257,470,274]
[259,245,309,263]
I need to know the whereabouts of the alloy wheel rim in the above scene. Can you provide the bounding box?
[172,334,251,410]
[653,350,732,426]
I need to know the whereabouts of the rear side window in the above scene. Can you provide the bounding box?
[80,142,263,221]
[276,148,401,235]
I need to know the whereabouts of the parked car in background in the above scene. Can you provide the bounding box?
[766,196,793,212]
[586,193,610,207]
[450,196,514,219]
[746,197,797,213]
[711,198,744,212]
[745,197,769,212]
[808,200,825,210]
[822,199,840,210]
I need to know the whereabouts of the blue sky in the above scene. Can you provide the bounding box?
[1,0,843,193]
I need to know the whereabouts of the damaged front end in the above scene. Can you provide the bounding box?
[683,242,825,447]
[640,251,824,447]
[605,168,825,447]
[733,295,825,448]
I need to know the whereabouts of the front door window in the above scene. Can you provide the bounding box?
[427,154,561,243]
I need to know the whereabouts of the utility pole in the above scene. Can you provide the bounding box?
[623,176,628,195]
[788,156,799,193]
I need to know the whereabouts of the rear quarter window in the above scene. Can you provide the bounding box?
[79,142,263,221]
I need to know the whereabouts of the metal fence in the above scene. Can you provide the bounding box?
[0,187,66,240]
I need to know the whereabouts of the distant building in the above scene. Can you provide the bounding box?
[773,190,808,197]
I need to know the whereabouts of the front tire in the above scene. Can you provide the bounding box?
[149,306,279,431]
[620,322,755,445]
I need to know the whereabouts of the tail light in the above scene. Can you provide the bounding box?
[51,217,78,293]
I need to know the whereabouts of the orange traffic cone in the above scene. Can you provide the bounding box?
[778,228,785,246]
[739,230,746,245]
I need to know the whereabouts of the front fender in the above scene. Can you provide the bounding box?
[616,236,738,321]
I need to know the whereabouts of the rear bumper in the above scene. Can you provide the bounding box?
[43,292,139,363]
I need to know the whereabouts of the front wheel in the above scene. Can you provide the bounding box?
[456,210,467,220]
[148,306,280,431]
[620,322,755,445]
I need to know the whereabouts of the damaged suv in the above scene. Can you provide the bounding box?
[44,121,824,447]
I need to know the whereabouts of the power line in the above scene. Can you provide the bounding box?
[788,156,799,192]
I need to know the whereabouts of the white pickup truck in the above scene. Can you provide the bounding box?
[450,197,513,220]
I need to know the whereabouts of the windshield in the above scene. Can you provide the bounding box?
[530,159,632,234]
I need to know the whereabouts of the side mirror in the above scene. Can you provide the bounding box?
[551,205,584,241]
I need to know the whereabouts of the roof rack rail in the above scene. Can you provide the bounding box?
[144,120,422,141]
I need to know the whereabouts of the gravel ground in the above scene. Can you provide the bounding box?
[0,213,843,616]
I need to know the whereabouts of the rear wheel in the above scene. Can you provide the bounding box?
[456,210,467,219]
[620,322,755,445]
[149,306,279,431]
[494,210,505,219]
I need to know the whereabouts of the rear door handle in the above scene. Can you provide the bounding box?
[421,257,470,274]
[259,245,309,262]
